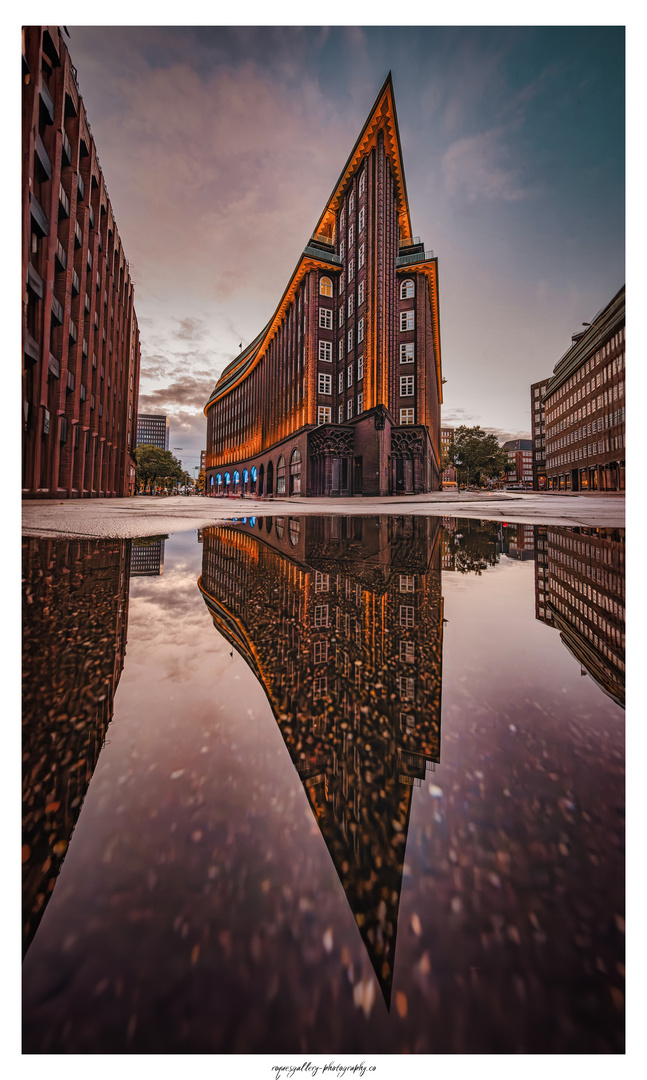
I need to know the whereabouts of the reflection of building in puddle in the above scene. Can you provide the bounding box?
[130,536,165,576]
[501,523,536,561]
[440,518,502,574]
[22,538,131,956]
[534,526,624,707]
[199,514,443,1005]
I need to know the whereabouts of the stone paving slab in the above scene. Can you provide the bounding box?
[22,491,625,538]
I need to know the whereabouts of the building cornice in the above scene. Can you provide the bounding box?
[544,285,625,400]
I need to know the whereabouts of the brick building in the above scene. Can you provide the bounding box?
[136,413,169,451]
[440,426,456,484]
[502,439,533,487]
[530,378,550,489]
[22,26,140,498]
[542,286,625,491]
[204,74,442,497]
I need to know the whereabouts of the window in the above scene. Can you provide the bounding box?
[339,371,344,393]
[359,206,365,231]
[348,259,354,282]
[348,224,354,247]
[399,605,415,628]
[276,455,286,494]
[347,328,354,352]
[347,399,353,419]
[400,310,415,331]
[319,308,332,329]
[339,209,344,231]
[318,340,332,362]
[349,192,355,213]
[317,406,331,425]
[358,280,364,305]
[320,276,332,297]
[357,391,363,414]
[348,294,354,317]
[357,355,364,380]
[339,340,345,361]
[338,404,344,423]
[358,244,364,269]
[347,364,353,387]
[400,375,414,396]
[359,172,365,197]
[339,240,345,261]
[356,319,364,345]
[400,342,414,363]
[400,279,415,299]
[314,604,329,628]
[400,408,415,425]
[318,372,332,395]
[398,677,415,701]
[340,273,344,293]
[339,305,344,326]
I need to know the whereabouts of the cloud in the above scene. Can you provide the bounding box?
[174,317,207,341]
[139,375,215,414]
[442,127,538,204]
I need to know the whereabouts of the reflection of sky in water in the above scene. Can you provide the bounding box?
[22,523,624,1054]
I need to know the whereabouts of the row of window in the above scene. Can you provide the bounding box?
[318,371,414,399]
[317,403,415,426]
[318,277,416,301]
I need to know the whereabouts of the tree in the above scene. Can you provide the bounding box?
[196,469,205,494]
[135,445,182,494]
[447,426,509,488]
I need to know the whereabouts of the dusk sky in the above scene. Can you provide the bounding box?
[64,23,625,474]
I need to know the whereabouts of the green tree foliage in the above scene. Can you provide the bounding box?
[196,469,206,493]
[135,445,182,494]
[446,426,509,488]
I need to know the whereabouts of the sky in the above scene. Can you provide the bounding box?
[59,22,625,474]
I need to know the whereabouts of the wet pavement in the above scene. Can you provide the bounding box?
[22,515,625,1054]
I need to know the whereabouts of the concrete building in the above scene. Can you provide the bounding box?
[440,426,457,485]
[22,26,140,498]
[531,378,550,489]
[543,286,625,491]
[204,74,442,498]
[136,413,170,451]
[502,439,533,487]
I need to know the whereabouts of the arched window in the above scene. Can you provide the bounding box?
[243,469,249,483]
[288,518,300,546]
[290,448,301,495]
[400,278,415,299]
[224,471,231,487]
[233,470,240,492]
[266,460,274,495]
[320,276,333,298]
[216,473,222,491]
[275,517,285,540]
[265,516,273,534]
[276,455,286,494]
[251,466,257,482]
[259,463,265,496]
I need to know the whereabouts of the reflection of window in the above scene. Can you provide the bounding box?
[400,641,415,662]
[275,516,285,539]
[313,676,327,701]
[288,517,300,545]
[400,712,415,731]
[320,276,332,297]
[276,456,286,494]
[398,677,415,701]
[399,574,415,592]
[399,605,415,628]
[314,604,329,628]
[315,571,329,592]
[313,640,328,663]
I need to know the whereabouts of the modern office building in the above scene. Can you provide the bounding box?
[204,74,442,498]
[440,426,456,484]
[542,286,625,491]
[130,537,165,576]
[502,439,533,487]
[136,413,170,451]
[22,26,140,499]
[530,378,550,489]
[198,514,444,1001]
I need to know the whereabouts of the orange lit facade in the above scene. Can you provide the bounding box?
[204,75,442,498]
[22,26,141,499]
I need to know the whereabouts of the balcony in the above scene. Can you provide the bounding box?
[39,80,55,125]
[55,238,67,271]
[61,128,72,166]
[27,262,43,299]
[69,318,78,344]
[24,332,40,364]
[71,269,80,295]
[74,220,83,247]
[66,370,75,393]
[51,296,64,325]
[84,293,91,313]
[399,236,421,249]
[48,355,60,378]
[58,183,70,219]
[303,244,342,265]
[34,133,52,181]
[29,192,49,237]
[77,173,85,201]
[395,248,435,268]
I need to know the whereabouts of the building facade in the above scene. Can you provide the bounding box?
[502,439,533,487]
[204,75,442,498]
[543,286,625,491]
[530,378,550,489]
[136,413,170,451]
[22,26,141,499]
[440,426,456,484]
